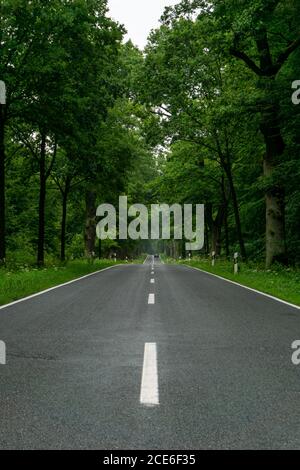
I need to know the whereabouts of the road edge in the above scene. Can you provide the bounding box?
[0,264,123,311]
[183,264,300,310]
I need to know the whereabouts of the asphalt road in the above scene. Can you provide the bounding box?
[0,256,300,450]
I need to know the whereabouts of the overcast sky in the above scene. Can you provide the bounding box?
[108,0,180,49]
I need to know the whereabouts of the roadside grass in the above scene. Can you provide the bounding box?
[0,258,144,306]
[167,256,300,307]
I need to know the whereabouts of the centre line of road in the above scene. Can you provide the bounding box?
[148,293,155,304]
[140,343,159,406]
[150,279,155,284]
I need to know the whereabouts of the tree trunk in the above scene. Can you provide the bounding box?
[256,32,288,267]
[37,133,47,267]
[230,26,291,266]
[204,221,210,254]
[260,106,288,267]
[224,206,229,258]
[98,238,102,259]
[211,222,222,255]
[60,191,67,261]
[84,190,97,257]
[221,175,230,257]
[224,162,247,259]
[0,106,5,264]
[60,178,70,262]
[206,203,226,256]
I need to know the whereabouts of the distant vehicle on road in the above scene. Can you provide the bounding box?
[154,254,159,259]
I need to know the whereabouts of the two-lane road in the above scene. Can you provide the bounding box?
[0,258,300,449]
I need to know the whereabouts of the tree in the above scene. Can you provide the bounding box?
[139,15,248,257]
[1,0,124,265]
[161,0,300,265]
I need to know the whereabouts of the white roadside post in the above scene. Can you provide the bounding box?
[0,340,6,365]
[188,252,191,262]
[126,256,128,263]
[0,81,6,105]
[114,252,117,263]
[234,252,239,275]
[211,251,216,267]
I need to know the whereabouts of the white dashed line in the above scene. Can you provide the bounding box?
[148,293,155,304]
[150,279,155,284]
[140,343,159,406]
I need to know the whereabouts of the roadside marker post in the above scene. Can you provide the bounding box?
[211,251,216,267]
[234,252,239,275]
[0,341,6,365]
[0,81,6,105]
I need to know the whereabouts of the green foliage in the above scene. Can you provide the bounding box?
[1,1,157,266]
[1,0,299,273]
[138,0,300,263]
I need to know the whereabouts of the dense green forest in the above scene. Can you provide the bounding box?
[0,0,300,271]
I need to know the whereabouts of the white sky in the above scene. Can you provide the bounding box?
[108,0,180,49]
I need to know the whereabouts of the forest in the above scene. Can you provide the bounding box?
[0,0,300,295]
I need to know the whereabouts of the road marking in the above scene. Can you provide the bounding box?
[151,271,154,275]
[150,279,155,284]
[0,265,123,311]
[185,265,300,310]
[140,343,159,406]
[148,293,155,304]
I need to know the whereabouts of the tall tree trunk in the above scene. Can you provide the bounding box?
[60,178,70,262]
[0,106,5,264]
[260,105,288,267]
[221,175,230,257]
[60,191,67,262]
[224,206,229,258]
[98,238,102,259]
[206,203,226,256]
[84,189,97,257]
[224,162,247,259]
[204,221,210,254]
[211,222,222,255]
[181,237,186,258]
[230,24,294,266]
[256,32,287,267]
[214,131,246,259]
[37,133,46,267]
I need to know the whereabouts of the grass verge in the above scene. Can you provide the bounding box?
[0,259,135,306]
[172,257,300,307]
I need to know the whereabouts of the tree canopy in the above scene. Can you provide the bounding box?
[0,0,299,267]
